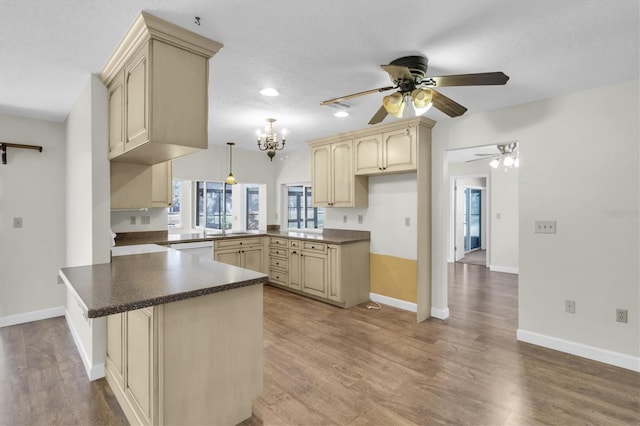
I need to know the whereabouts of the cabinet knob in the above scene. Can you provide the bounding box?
[276,262,279,265]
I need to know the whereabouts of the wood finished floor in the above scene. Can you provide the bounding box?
[1,263,639,425]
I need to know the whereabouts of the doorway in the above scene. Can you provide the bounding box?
[463,188,482,253]
[451,176,488,266]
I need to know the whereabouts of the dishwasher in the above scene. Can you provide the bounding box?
[169,241,214,261]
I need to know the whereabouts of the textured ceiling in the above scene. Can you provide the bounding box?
[0,1,638,153]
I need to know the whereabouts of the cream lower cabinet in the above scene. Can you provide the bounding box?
[105,285,263,426]
[268,238,370,308]
[214,237,265,273]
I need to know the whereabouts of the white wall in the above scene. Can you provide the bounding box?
[111,208,168,233]
[64,74,110,378]
[432,79,639,369]
[172,145,278,225]
[65,75,110,266]
[490,167,518,272]
[0,113,67,325]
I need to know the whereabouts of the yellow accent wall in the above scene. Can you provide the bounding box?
[370,253,417,303]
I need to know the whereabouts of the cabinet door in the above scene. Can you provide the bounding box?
[311,145,331,207]
[215,248,241,267]
[110,162,153,209]
[354,134,383,175]
[106,313,124,387]
[125,42,150,150]
[151,160,172,207]
[126,308,154,425]
[382,127,417,173]
[327,245,341,302]
[301,252,327,298]
[288,250,302,290]
[331,140,354,207]
[108,71,125,159]
[242,246,264,273]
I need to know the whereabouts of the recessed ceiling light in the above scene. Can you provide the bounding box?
[259,88,279,97]
[334,111,349,118]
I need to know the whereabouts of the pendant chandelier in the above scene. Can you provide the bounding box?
[225,142,237,185]
[256,118,286,161]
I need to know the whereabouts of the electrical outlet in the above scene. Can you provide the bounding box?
[358,214,363,224]
[535,220,556,234]
[616,308,628,323]
[130,216,136,225]
[343,215,347,224]
[13,217,23,228]
[565,300,575,314]
[141,215,151,225]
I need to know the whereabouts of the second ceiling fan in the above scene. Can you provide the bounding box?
[321,55,509,125]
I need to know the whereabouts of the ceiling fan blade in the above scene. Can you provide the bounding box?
[380,64,414,81]
[431,89,468,117]
[431,72,509,87]
[368,105,388,125]
[474,153,498,156]
[320,86,395,105]
[466,156,498,163]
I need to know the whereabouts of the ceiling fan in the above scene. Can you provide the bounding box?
[467,142,519,168]
[321,55,509,125]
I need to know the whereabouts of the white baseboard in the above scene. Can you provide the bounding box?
[369,293,417,313]
[65,312,105,381]
[490,265,519,274]
[517,329,640,372]
[431,307,450,320]
[0,306,65,328]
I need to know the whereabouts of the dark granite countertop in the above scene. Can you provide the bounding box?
[115,229,370,246]
[59,250,267,318]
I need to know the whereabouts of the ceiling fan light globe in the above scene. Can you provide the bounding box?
[383,92,405,118]
[489,158,500,168]
[514,157,520,168]
[503,156,515,167]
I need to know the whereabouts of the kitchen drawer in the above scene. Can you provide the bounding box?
[269,247,288,258]
[215,237,263,249]
[303,241,327,253]
[270,256,288,270]
[269,269,288,286]
[289,240,301,249]
[269,237,288,247]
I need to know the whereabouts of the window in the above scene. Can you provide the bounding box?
[195,181,232,230]
[287,184,323,230]
[168,180,182,228]
[246,186,260,230]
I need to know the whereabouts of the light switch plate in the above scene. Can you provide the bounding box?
[13,217,23,228]
[535,220,556,234]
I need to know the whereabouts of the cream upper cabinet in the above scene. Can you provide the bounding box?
[110,160,172,209]
[354,134,383,175]
[151,161,172,208]
[107,71,125,159]
[100,12,223,165]
[355,126,417,175]
[310,139,368,208]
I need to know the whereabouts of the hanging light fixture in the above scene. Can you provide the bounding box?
[256,118,286,161]
[382,88,433,118]
[225,142,237,185]
[488,142,519,170]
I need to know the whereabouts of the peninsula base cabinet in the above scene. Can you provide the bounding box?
[214,237,265,273]
[105,285,263,426]
[268,237,370,308]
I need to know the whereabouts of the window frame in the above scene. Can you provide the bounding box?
[285,183,323,232]
[194,181,233,231]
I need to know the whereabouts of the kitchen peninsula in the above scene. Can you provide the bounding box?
[59,250,267,426]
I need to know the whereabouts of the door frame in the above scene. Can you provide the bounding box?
[448,174,490,266]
